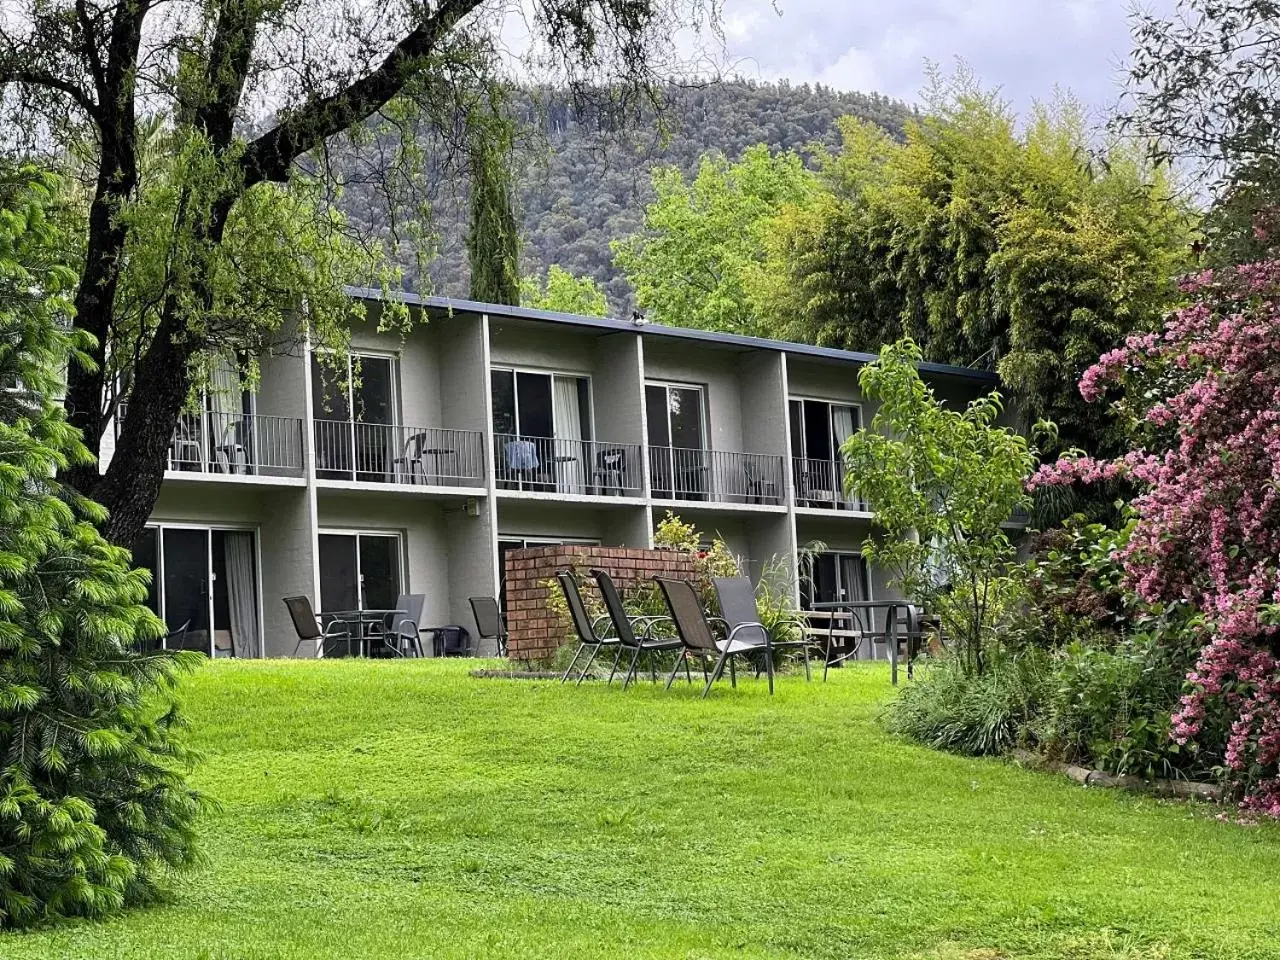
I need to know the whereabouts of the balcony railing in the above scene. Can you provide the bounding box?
[791,457,869,512]
[495,434,643,495]
[314,420,485,486]
[162,410,304,477]
[650,447,785,505]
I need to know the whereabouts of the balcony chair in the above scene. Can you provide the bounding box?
[213,415,249,475]
[590,569,683,690]
[593,447,627,495]
[712,576,814,695]
[556,571,619,685]
[469,596,508,657]
[743,460,779,504]
[283,595,351,657]
[393,431,431,484]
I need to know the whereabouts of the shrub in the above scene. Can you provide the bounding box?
[1032,261,1280,812]
[885,650,1050,756]
[0,168,202,927]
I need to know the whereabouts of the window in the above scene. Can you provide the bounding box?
[128,525,261,658]
[312,353,400,481]
[491,368,592,491]
[789,398,861,508]
[645,382,707,499]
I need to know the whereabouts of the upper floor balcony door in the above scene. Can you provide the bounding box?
[312,353,399,482]
[646,382,707,499]
[492,368,593,493]
[790,398,863,509]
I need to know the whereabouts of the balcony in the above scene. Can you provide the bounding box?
[495,435,643,496]
[314,420,485,486]
[650,447,785,506]
[792,457,869,512]
[162,410,305,478]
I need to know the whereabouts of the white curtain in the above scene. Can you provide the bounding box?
[210,356,245,473]
[831,405,859,506]
[224,532,260,658]
[553,376,584,493]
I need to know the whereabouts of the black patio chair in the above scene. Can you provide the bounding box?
[590,569,683,690]
[283,595,350,658]
[743,460,779,504]
[653,578,723,690]
[713,576,813,687]
[156,619,190,653]
[556,571,619,685]
[369,593,425,657]
[469,596,508,657]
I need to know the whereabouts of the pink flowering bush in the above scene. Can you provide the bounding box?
[1034,260,1280,812]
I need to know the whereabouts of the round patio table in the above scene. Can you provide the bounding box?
[319,608,407,657]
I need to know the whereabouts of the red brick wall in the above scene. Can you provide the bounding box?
[504,545,697,661]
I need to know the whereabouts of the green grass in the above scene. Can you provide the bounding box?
[4,659,1280,959]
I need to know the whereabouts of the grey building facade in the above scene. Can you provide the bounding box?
[102,290,1008,658]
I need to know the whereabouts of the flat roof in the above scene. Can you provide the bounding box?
[345,286,1000,385]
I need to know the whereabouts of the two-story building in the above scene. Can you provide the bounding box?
[101,288,1011,658]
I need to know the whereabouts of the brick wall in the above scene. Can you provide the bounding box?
[504,545,697,661]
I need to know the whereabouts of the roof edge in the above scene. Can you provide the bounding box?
[344,286,1001,384]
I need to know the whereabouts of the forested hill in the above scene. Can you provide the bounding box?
[362,81,915,312]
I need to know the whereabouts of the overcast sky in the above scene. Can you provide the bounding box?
[717,0,1177,124]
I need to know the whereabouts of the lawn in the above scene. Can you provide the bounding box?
[3,659,1279,959]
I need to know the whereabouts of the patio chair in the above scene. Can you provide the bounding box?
[469,596,508,657]
[712,576,815,694]
[743,460,779,504]
[653,577,723,690]
[593,447,627,495]
[393,431,430,484]
[590,569,683,690]
[157,619,190,653]
[556,571,620,685]
[370,593,425,657]
[283,595,350,658]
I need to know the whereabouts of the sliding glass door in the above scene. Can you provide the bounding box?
[802,552,870,607]
[789,399,861,507]
[312,353,400,482]
[491,368,591,491]
[129,526,261,657]
[318,531,403,618]
[646,382,707,499]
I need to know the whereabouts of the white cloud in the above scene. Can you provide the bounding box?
[717,0,1177,121]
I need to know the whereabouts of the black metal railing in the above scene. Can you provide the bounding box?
[494,434,643,495]
[791,457,869,511]
[159,410,304,477]
[314,420,485,485]
[649,447,785,505]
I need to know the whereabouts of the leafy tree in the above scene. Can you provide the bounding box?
[0,0,717,546]
[612,144,816,336]
[0,166,200,926]
[1031,260,1280,815]
[768,74,1194,456]
[843,339,1035,678]
[520,265,609,315]
[1124,0,1280,263]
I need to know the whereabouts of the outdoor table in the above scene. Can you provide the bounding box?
[420,447,457,484]
[807,601,921,685]
[320,608,407,657]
